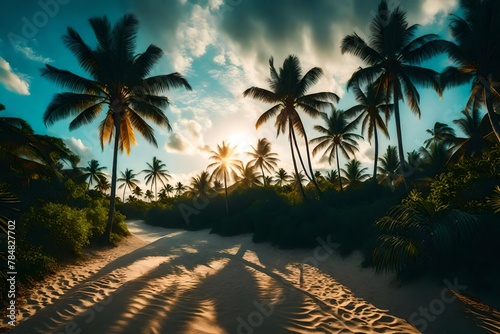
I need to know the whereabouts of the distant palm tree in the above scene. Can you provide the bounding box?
[82,159,107,189]
[143,157,171,201]
[310,110,362,191]
[236,162,262,188]
[213,179,223,193]
[247,138,279,186]
[243,55,338,198]
[341,160,369,188]
[274,168,292,187]
[291,171,307,191]
[419,142,452,175]
[117,169,139,202]
[188,171,213,198]
[208,141,241,215]
[174,182,187,196]
[132,186,143,198]
[441,0,500,141]
[95,176,111,194]
[144,189,154,202]
[41,14,192,241]
[325,170,339,187]
[345,82,391,180]
[341,0,444,182]
[163,183,175,198]
[378,146,400,190]
[424,122,457,148]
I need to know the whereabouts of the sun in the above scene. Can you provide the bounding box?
[227,133,254,156]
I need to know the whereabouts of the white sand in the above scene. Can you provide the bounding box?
[4,220,483,334]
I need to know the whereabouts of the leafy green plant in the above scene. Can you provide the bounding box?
[487,186,500,214]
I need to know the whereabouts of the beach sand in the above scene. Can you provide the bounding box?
[4,220,483,334]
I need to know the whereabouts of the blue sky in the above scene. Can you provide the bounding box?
[0,0,474,195]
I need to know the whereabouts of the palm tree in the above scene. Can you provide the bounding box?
[291,171,307,191]
[208,141,241,215]
[132,186,143,198]
[377,146,400,190]
[274,168,292,187]
[236,161,262,188]
[187,171,213,198]
[41,14,192,242]
[341,159,370,188]
[419,142,452,175]
[95,176,111,194]
[81,159,107,189]
[310,110,362,191]
[424,122,457,148]
[144,189,154,202]
[117,169,139,202]
[441,0,500,141]
[243,55,338,198]
[213,180,223,193]
[143,157,171,201]
[345,82,391,180]
[247,138,279,186]
[325,170,339,186]
[163,183,175,198]
[341,0,444,182]
[174,182,187,196]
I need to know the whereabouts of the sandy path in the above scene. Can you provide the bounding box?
[3,220,481,333]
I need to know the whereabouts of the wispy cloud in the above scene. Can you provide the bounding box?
[0,57,30,95]
[15,44,53,63]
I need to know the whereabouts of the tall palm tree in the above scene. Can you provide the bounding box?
[341,159,370,188]
[345,82,391,180]
[243,55,338,198]
[117,169,139,202]
[378,146,400,190]
[310,110,362,191]
[424,122,457,148]
[174,182,187,197]
[441,0,500,141]
[274,168,292,187]
[247,138,279,186]
[208,141,241,215]
[236,161,262,188]
[143,156,171,200]
[41,14,192,242]
[144,189,154,202]
[341,0,444,182]
[82,159,107,189]
[187,171,213,198]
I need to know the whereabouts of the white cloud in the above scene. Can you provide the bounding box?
[64,137,92,163]
[15,45,53,63]
[0,57,30,95]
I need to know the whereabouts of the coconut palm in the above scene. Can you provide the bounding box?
[174,182,187,196]
[310,110,362,191]
[341,0,444,181]
[82,159,107,189]
[341,159,370,188]
[378,146,400,190]
[441,0,500,141]
[243,55,338,198]
[132,186,143,198]
[163,183,175,198]
[41,14,192,241]
[95,176,110,194]
[236,161,262,188]
[213,180,223,193]
[247,138,279,186]
[188,171,213,198]
[117,169,139,202]
[274,168,292,187]
[143,157,171,200]
[424,122,457,148]
[291,171,307,191]
[208,141,241,215]
[345,82,391,180]
[419,142,452,175]
[144,189,154,202]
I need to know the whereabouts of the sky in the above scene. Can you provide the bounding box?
[0,0,475,196]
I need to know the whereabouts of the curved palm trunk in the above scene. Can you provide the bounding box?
[301,130,322,194]
[392,86,408,189]
[122,186,126,202]
[104,113,121,242]
[289,123,306,199]
[291,129,312,181]
[224,172,229,216]
[485,85,500,142]
[336,146,343,191]
[260,165,266,186]
[155,179,158,201]
[373,126,379,181]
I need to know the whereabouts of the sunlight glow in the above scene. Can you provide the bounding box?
[227,133,254,157]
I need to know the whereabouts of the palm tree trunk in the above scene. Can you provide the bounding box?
[123,186,126,202]
[260,165,266,186]
[155,180,157,201]
[336,146,343,191]
[485,87,500,142]
[301,129,322,194]
[104,113,121,242]
[224,172,229,216]
[291,129,312,181]
[289,123,306,199]
[373,126,379,181]
[393,86,408,189]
